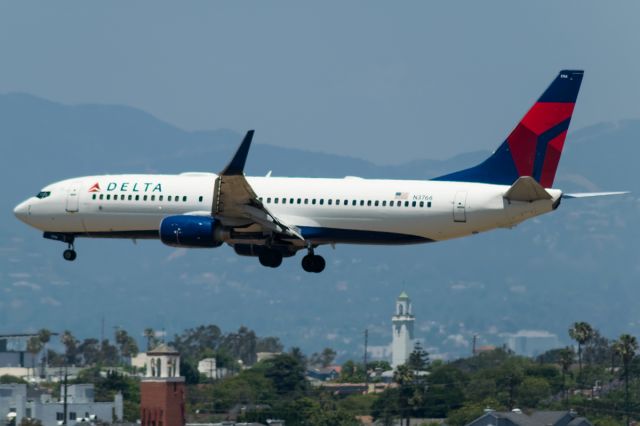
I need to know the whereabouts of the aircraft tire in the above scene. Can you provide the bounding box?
[312,255,325,273]
[302,254,315,272]
[259,250,282,268]
[63,249,77,261]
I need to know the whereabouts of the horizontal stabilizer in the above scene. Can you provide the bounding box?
[504,176,552,202]
[562,191,630,199]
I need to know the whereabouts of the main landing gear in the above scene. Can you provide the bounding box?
[301,249,325,273]
[258,249,283,268]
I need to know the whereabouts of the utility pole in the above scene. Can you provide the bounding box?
[363,329,369,390]
[62,365,68,425]
[472,334,477,356]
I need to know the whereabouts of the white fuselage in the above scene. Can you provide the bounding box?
[14,173,562,245]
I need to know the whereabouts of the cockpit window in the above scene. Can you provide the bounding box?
[36,191,51,199]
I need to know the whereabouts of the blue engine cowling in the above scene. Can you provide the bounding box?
[159,215,223,248]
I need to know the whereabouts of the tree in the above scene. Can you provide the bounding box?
[558,347,574,407]
[37,329,51,377]
[614,334,638,426]
[569,321,594,384]
[115,329,139,362]
[310,347,337,368]
[407,342,430,371]
[256,336,284,353]
[26,336,43,378]
[60,330,79,365]
[143,328,159,351]
[264,353,308,396]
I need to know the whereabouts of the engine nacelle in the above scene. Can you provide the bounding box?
[159,215,223,248]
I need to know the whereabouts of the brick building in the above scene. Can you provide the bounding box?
[140,344,186,426]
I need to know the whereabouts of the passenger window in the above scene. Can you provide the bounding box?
[290,198,294,204]
[258,197,263,202]
[143,195,148,201]
[168,196,172,201]
[336,200,340,205]
[312,199,316,205]
[419,201,424,207]
[367,200,372,206]
[159,195,163,201]
[199,196,203,202]
[282,198,286,204]
[390,200,394,207]
[99,194,104,200]
[175,196,180,202]
[427,201,432,208]
[319,199,324,205]
[92,194,96,200]
[120,195,124,200]
[412,201,416,207]
[304,199,308,204]
[151,195,155,201]
[328,199,332,205]
[297,198,302,204]
[274,198,279,204]
[106,194,111,200]
[382,200,386,206]
[128,195,133,201]
[404,201,409,207]
[351,200,356,206]
[183,196,187,202]
[135,195,140,201]
[374,201,379,206]
[267,197,271,203]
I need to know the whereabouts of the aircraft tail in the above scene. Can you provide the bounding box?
[434,70,584,188]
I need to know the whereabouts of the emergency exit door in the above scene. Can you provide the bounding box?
[453,191,467,222]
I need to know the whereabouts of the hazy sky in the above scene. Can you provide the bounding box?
[1,1,639,163]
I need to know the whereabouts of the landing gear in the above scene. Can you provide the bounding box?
[258,249,283,268]
[62,241,77,262]
[301,250,325,273]
[63,247,77,261]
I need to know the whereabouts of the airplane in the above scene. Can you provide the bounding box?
[13,70,627,273]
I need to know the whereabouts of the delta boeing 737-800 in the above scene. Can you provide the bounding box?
[13,70,626,273]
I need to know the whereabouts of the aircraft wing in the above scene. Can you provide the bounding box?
[212,130,304,241]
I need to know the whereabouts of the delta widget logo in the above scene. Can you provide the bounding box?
[88,182,101,193]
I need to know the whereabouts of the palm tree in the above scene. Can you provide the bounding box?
[60,330,79,365]
[558,347,574,407]
[37,329,52,378]
[26,336,43,379]
[568,321,594,385]
[144,328,157,351]
[614,334,638,426]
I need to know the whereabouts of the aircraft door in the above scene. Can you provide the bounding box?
[453,191,467,223]
[65,183,80,212]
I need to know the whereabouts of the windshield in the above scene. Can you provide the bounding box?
[36,191,51,199]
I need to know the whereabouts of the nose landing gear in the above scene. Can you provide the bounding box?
[63,242,77,262]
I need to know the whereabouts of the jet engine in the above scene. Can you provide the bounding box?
[159,215,224,248]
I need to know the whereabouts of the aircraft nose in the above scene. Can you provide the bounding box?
[13,200,30,223]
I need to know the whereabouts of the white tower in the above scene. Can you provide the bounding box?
[391,291,415,368]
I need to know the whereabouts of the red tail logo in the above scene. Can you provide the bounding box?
[88,182,101,192]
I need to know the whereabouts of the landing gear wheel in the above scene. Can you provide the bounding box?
[302,254,325,273]
[302,254,315,272]
[259,250,283,268]
[63,249,77,261]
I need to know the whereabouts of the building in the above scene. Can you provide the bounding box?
[0,383,122,426]
[391,291,415,368]
[197,357,232,380]
[504,330,561,357]
[140,343,186,426]
[467,410,593,426]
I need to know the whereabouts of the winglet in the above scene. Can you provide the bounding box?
[505,176,552,202]
[221,130,255,175]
